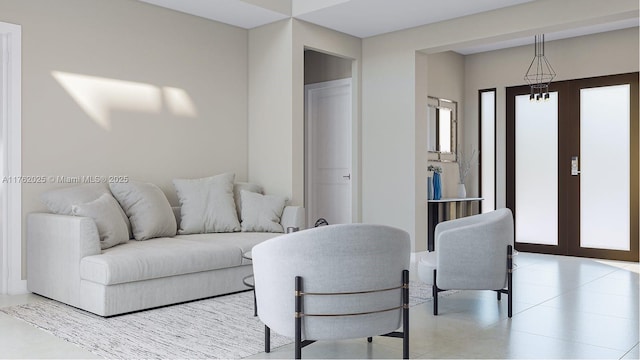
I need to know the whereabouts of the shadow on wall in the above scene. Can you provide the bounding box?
[52,71,198,130]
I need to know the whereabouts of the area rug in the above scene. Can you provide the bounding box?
[1,281,432,359]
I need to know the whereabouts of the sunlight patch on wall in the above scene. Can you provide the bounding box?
[52,71,198,130]
[163,87,197,118]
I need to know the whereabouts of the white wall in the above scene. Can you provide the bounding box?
[362,42,420,249]
[464,27,640,205]
[248,19,361,214]
[362,0,639,252]
[0,0,249,277]
[426,51,465,199]
[248,20,294,200]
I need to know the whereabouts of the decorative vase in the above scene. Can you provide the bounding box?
[427,177,433,200]
[457,183,467,198]
[433,172,442,200]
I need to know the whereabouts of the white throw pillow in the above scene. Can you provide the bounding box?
[173,173,240,234]
[72,193,129,250]
[109,181,177,241]
[233,182,264,221]
[240,190,287,233]
[40,183,132,239]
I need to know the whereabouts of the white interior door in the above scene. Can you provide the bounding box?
[305,79,352,226]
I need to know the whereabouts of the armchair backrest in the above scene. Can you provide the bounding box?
[252,224,410,341]
[435,208,514,290]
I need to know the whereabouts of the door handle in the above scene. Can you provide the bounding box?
[343,174,351,180]
[571,156,580,176]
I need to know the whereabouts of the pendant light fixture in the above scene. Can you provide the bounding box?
[524,34,556,101]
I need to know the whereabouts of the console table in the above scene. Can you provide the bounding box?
[427,197,483,251]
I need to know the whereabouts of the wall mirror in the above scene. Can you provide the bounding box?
[427,96,457,161]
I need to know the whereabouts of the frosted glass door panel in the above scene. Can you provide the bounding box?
[580,85,630,250]
[515,93,558,245]
[481,90,495,213]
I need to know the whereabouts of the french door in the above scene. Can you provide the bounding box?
[507,72,638,261]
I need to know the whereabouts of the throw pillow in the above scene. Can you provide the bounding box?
[109,181,177,241]
[173,173,240,234]
[240,190,287,233]
[233,182,264,221]
[40,183,132,239]
[72,193,129,250]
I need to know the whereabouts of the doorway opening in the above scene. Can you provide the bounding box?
[304,50,354,226]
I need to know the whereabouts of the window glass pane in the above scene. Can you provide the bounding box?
[515,92,558,245]
[439,108,451,153]
[480,90,495,213]
[580,85,630,251]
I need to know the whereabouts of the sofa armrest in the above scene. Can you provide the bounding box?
[280,206,306,230]
[27,213,102,308]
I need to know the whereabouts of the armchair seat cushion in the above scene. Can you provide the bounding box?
[417,252,437,286]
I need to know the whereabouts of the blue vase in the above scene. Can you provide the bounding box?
[433,172,442,200]
[427,177,433,200]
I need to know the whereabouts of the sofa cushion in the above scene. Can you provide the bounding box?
[80,232,279,285]
[233,182,263,221]
[240,190,286,233]
[41,183,132,238]
[110,181,177,241]
[173,173,240,234]
[72,193,129,250]
[173,232,279,265]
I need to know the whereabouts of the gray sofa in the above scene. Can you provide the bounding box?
[27,178,304,317]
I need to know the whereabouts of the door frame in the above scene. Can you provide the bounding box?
[304,78,353,226]
[506,73,639,261]
[566,73,638,261]
[0,21,23,294]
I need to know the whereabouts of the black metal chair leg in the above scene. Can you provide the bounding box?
[432,269,438,316]
[295,276,302,359]
[497,290,502,301]
[507,287,513,318]
[253,289,257,316]
[265,325,271,353]
[507,245,513,318]
[402,269,410,359]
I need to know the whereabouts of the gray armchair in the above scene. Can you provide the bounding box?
[418,208,514,317]
[251,224,411,359]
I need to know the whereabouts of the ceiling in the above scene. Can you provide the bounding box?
[138,0,639,54]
